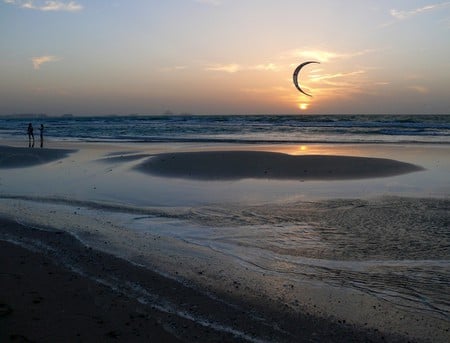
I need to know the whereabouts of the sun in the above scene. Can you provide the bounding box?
[299,103,309,110]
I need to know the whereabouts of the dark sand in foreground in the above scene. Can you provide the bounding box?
[135,151,423,180]
[0,218,409,342]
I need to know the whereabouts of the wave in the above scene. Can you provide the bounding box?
[1,114,449,144]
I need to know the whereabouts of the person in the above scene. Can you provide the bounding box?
[39,124,44,148]
[27,123,34,147]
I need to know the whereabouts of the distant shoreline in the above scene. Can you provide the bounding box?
[1,113,450,118]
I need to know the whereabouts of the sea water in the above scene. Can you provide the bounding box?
[1,114,449,144]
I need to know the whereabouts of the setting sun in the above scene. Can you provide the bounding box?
[299,103,309,110]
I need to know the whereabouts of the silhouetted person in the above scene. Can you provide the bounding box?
[27,123,34,147]
[39,124,44,148]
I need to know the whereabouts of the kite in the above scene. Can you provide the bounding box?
[293,61,320,97]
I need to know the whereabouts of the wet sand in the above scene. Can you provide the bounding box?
[0,145,76,168]
[0,217,408,342]
[135,150,423,180]
[0,143,447,342]
[0,145,423,180]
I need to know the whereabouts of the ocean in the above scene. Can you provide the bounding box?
[1,114,449,341]
[1,114,449,144]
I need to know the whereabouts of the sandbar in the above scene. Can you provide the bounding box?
[135,150,424,180]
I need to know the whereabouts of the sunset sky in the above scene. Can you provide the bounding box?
[1,0,449,115]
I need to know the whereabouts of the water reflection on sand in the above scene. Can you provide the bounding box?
[0,142,449,342]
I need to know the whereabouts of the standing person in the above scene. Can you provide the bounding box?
[39,124,44,148]
[27,123,34,147]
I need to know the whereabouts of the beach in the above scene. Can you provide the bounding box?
[1,218,409,343]
[2,0,450,336]
[1,141,449,342]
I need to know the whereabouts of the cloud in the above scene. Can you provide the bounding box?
[31,55,61,69]
[4,0,83,12]
[310,70,366,83]
[204,62,283,73]
[250,63,282,72]
[205,64,242,73]
[390,2,450,20]
[204,48,374,75]
[291,50,341,63]
[241,86,288,94]
[286,49,375,63]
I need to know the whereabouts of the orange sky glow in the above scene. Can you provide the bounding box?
[1,1,449,115]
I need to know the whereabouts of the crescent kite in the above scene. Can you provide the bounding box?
[293,61,320,97]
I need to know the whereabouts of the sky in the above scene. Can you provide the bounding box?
[1,0,449,115]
